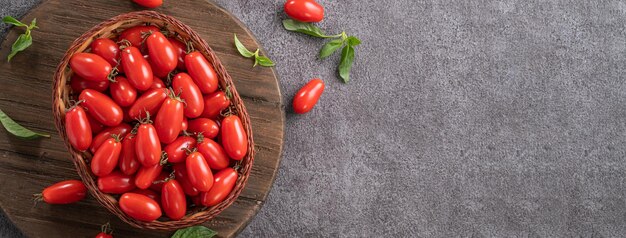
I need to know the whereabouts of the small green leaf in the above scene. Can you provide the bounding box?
[282,19,333,38]
[7,33,32,62]
[234,34,254,58]
[345,36,361,46]
[171,226,217,238]
[0,109,50,139]
[255,55,275,67]
[319,39,344,59]
[28,18,37,30]
[338,45,355,83]
[2,16,26,27]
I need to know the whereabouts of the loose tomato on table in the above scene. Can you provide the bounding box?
[79,89,123,126]
[169,37,187,70]
[185,51,218,94]
[134,164,163,189]
[132,0,163,8]
[90,123,132,153]
[154,95,184,144]
[95,223,113,238]
[135,122,162,167]
[97,171,136,194]
[119,25,160,48]
[147,31,178,75]
[90,38,121,70]
[284,0,325,23]
[172,72,204,118]
[95,233,112,238]
[65,105,92,151]
[161,179,187,220]
[119,193,162,222]
[35,180,87,204]
[91,136,122,177]
[121,46,153,91]
[221,115,248,161]
[119,133,140,175]
[128,88,168,120]
[292,78,324,114]
[197,138,230,170]
[110,76,137,107]
[185,151,213,192]
[70,75,109,93]
[173,164,199,196]
[164,135,196,163]
[201,168,238,207]
[187,118,219,139]
[70,53,112,82]
[201,91,230,119]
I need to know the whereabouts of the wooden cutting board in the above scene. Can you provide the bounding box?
[0,0,284,237]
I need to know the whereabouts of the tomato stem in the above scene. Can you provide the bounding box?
[159,151,169,165]
[185,41,195,54]
[101,222,113,234]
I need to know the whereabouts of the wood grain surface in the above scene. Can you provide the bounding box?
[0,0,284,237]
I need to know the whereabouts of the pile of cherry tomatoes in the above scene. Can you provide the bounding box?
[47,24,248,222]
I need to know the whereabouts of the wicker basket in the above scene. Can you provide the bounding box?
[51,11,255,230]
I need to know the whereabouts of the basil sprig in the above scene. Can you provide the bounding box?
[2,16,38,62]
[171,226,217,238]
[234,34,275,67]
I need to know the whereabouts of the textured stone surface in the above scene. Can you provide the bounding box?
[3,0,626,237]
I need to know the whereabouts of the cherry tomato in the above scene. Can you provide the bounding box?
[110,76,137,107]
[292,78,324,114]
[148,55,171,78]
[97,171,136,194]
[147,31,178,75]
[284,0,324,23]
[169,37,187,70]
[187,118,219,139]
[70,53,112,82]
[201,91,230,119]
[132,0,163,8]
[119,193,162,222]
[150,76,165,89]
[161,179,186,220]
[131,188,160,202]
[119,25,160,48]
[172,73,204,118]
[95,233,113,238]
[65,106,92,151]
[90,123,132,153]
[221,115,248,160]
[201,168,238,206]
[79,89,123,126]
[185,52,218,94]
[173,164,199,196]
[149,171,169,192]
[70,75,109,93]
[197,138,230,170]
[181,117,188,131]
[90,38,120,69]
[91,137,122,177]
[129,88,168,120]
[37,180,86,204]
[122,106,134,123]
[87,113,106,134]
[185,152,213,192]
[155,97,184,144]
[134,164,163,189]
[119,133,140,175]
[135,123,162,167]
[164,136,196,163]
[121,46,153,91]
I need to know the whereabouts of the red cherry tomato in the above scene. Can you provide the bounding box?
[221,115,248,160]
[161,179,186,220]
[169,37,187,70]
[119,193,162,222]
[97,171,136,194]
[95,233,113,238]
[172,73,204,118]
[164,136,196,163]
[185,152,213,192]
[79,89,123,126]
[110,76,137,107]
[173,164,199,196]
[149,171,169,192]
[119,25,160,48]
[87,113,106,134]
[187,118,219,139]
[197,138,230,170]
[70,53,112,82]
[121,46,153,91]
[70,75,109,93]
[284,0,324,23]
[122,106,133,123]
[65,106,92,151]
[201,168,238,206]
[135,164,163,189]
[147,31,178,75]
[181,117,188,131]
[201,91,230,119]
[91,137,122,177]
[90,38,120,68]
[148,55,171,78]
[119,133,140,175]
[131,188,160,202]
[132,0,163,8]
[292,78,324,114]
[155,97,184,144]
[90,123,132,153]
[129,88,168,120]
[150,76,165,89]
[185,52,218,94]
[38,180,86,204]
[135,123,162,167]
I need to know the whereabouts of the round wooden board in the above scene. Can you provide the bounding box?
[0,0,284,237]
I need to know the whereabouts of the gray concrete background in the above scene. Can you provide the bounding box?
[3,0,626,237]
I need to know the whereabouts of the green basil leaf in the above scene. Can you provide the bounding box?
[338,45,355,83]
[171,226,217,238]
[28,18,37,30]
[234,34,255,58]
[2,16,26,27]
[346,36,361,46]
[0,109,50,139]
[7,33,32,62]
[282,19,333,38]
[255,55,275,67]
[319,39,344,59]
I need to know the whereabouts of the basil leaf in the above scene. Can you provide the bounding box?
[234,34,254,58]
[338,45,355,83]
[255,55,275,67]
[0,109,50,139]
[282,19,333,38]
[7,33,32,62]
[319,39,344,59]
[28,18,37,30]
[171,226,217,238]
[2,16,26,27]
[346,36,361,46]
